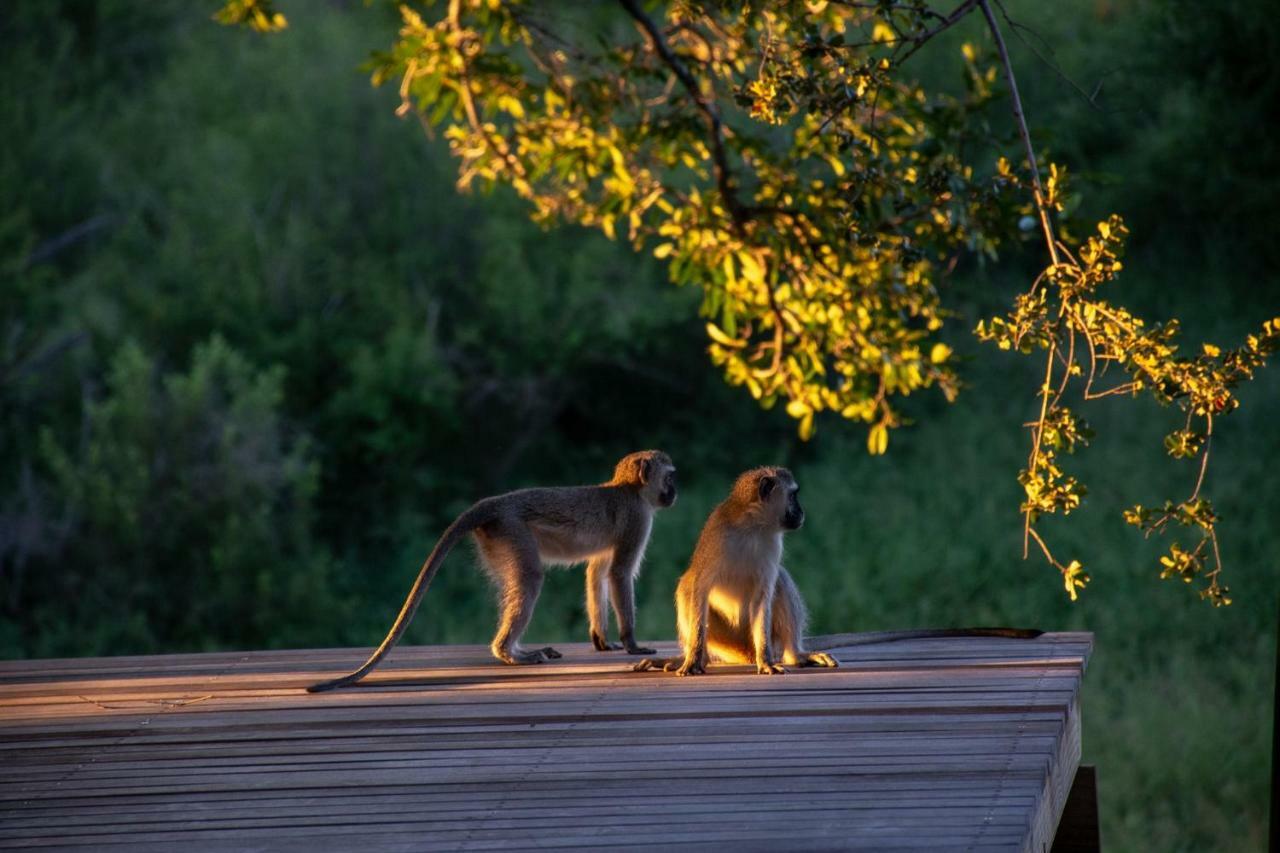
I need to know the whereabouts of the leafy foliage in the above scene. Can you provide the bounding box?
[213,0,286,33]
[978,207,1280,603]
[368,0,1041,445]
[247,0,1278,603]
[33,337,345,652]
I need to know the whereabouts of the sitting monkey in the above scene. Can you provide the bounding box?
[635,466,837,676]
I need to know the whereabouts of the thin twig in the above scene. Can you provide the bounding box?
[1026,526,1063,570]
[978,0,1059,267]
[993,0,1103,111]
[1188,413,1213,502]
[895,0,980,66]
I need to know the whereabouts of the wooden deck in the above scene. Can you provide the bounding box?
[0,632,1092,851]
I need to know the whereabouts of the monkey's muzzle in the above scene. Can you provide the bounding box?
[660,487,678,507]
[783,508,804,530]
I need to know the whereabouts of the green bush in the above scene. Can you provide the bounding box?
[25,337,345,654]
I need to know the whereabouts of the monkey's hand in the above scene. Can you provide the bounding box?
[632,656,679,673]
[797,652,839,668]
[756,662,786,675]
[591,631,623,652]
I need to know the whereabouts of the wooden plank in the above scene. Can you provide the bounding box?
[0,633,1092,851]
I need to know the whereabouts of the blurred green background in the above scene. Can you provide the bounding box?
[2,1,1276,849]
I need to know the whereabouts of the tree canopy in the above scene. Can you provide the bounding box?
[221,0,1277,606]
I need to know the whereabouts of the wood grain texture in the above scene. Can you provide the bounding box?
[0,632,1092,851]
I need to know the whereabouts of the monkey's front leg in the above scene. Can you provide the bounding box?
[751,592,785,675]
[674,596,710,676]
[608,553,655,655]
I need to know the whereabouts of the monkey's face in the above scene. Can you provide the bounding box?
[758,469,803,530]
[646,462,677,508]
[627,451,677,509]
[658,467,678,508]
[782,483,804,530]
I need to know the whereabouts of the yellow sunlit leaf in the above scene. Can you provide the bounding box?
[867,424,888,455]
[498,95,525,119]
[798,412,815,441]
[739,251,764,286]
[930,343,951,364]
[786,400,811,418]
[705,323,745,347]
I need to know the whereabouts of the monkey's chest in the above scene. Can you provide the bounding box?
[706,559,781,628]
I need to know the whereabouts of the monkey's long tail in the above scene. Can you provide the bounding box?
[807,627,1043,651]
[306,503,495,693]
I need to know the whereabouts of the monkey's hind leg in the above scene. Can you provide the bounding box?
[774,569,838,669]
[587,556,622,651]
[478,524,561,664]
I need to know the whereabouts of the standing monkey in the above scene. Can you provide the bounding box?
[309,450,677,692]
[635,467,836,677]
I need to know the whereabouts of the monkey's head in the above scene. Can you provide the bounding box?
[733,466,803,531]
[614,450,678,509]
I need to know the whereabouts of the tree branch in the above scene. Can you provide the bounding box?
[617,0,748,230]
[895,0,979,66]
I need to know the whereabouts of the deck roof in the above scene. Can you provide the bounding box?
[0,632,1092,851]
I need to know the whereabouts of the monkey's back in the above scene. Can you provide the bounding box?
[479,485,641,564]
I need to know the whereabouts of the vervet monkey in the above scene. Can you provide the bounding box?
[635,466,836,677]
[309,450,677,692]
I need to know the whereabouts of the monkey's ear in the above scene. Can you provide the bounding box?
[758,475,777,501]
[636,456,652,484]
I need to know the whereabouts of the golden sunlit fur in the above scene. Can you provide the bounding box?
[635,467,837,677]
[309,451,677,692]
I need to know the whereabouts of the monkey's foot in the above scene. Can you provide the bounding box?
[618,633,656,655]
[797,652,839,668]
[756,662,786,675]
[497,647,561,665]
[675,660,707,677]
[591,631,623,652]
